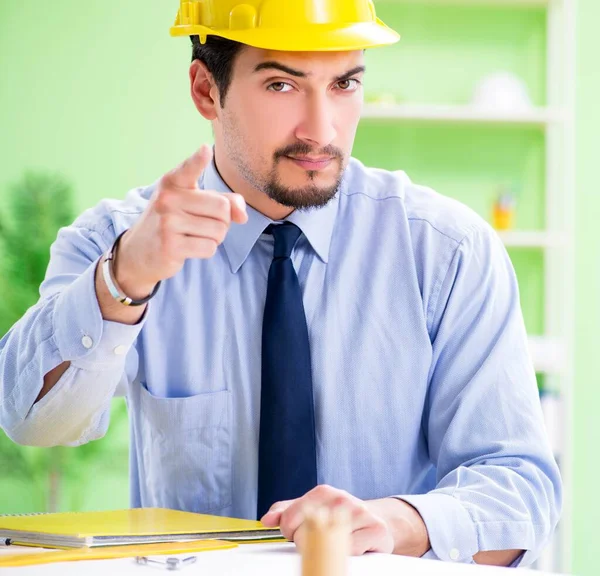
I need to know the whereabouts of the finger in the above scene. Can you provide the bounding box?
[350,521,394,556]
[226,193,248,224]
[177,190,232,225]
[261,500,295,527]
[279,486,351,541]
[165,145,213,190]
[180,190,246,225]
[176,236,220,260]
[163,214,230,245]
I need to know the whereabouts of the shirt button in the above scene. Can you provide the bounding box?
[113,345,127,356]
[449,548,460,561]
[81,336,93,349]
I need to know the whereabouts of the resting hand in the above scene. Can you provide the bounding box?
[260,485,430,557]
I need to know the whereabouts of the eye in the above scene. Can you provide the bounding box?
[268,82,294,93]
[336,78,361,91]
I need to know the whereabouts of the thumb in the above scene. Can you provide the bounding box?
[168,145,213,189]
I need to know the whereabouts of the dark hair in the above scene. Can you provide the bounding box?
[190,35,245,107]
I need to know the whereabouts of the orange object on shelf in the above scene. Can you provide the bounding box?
[492,192,516,231]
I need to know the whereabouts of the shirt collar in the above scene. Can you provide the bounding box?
[201,156,340,274]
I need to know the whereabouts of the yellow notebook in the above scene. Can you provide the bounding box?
[0,508,282,549]
[0,539,237,568]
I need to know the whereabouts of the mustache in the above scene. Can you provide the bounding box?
[274,142,344,161]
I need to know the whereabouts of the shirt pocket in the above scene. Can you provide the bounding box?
[138,383,232,513]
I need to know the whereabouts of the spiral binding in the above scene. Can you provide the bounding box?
[1,513,49,545]
[0,512,46,517]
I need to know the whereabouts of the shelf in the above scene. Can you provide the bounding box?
[528,336,566,374]
[497,231,566,248]
[361,104,564,126]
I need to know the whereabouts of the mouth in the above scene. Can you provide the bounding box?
[285,155,335,171]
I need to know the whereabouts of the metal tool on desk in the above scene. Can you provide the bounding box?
[135,555,197,571]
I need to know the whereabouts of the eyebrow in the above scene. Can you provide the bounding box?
[334,66,366,83]
[253,62,366,82]
[254,61,307,77]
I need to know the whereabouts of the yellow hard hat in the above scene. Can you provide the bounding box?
[170,0,400,52]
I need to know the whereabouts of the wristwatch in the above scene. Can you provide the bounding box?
[102,231,161,307]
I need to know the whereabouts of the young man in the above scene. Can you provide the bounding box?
[0,0,560,567]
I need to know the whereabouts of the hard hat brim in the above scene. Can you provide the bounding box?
[171,19,400,52]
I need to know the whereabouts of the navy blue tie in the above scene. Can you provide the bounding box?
[257,222,317,519]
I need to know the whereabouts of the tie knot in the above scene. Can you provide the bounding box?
[268,223,302,259]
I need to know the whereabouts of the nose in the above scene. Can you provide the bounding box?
[295,92,337,150]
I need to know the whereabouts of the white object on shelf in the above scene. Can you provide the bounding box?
[541,390,562,455]
[360,104,564,126]
[528,336,565,374]
[471,71,533,111]
[497,230,566,248]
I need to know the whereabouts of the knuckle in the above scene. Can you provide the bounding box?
[215,194,230,213]
[154,187,175,214]
[333,494,353,508]
[158,173,174,191]
[338,489,353,503]
[312,484,335,498]
[209,194,231,223]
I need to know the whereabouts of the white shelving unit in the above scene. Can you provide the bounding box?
[361,103,564,126]
[497,230,566,248]
[528,336,567,374]
[366,1,576,573]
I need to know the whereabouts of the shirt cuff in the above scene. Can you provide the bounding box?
[53,257,145,370]
[394,493,479,563]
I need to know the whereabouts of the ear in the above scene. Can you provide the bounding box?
[190,60,219,121]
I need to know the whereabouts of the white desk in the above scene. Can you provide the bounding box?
[3,544,564,575]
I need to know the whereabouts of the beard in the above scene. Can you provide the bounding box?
[263,141,345,210]
[222,117,346,211]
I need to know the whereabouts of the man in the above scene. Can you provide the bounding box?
[0,0,560,567]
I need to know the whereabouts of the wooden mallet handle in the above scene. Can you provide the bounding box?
[301,507,351,576]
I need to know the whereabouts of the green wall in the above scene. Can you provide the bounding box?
[0,1,596,572]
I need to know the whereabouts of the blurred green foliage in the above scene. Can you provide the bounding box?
[0,172,128,513]
[0,172,73,336]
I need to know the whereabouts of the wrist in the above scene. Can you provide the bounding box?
[113,232,158,299]
[103,231,160,305]
[112,258,158,301]
[369,497,430,557]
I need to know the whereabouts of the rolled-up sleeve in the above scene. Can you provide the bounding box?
[0,216,144,447]
[396,224,562,566]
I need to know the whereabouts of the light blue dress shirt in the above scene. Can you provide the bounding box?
[0,157,561,565]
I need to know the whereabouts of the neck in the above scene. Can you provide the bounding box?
[214,146,294,221]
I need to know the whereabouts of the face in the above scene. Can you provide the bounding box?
[214,47,365,211]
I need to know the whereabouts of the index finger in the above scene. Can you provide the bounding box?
[277,487,358,541]
[165,145,213,190]
[261,499,295,527]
